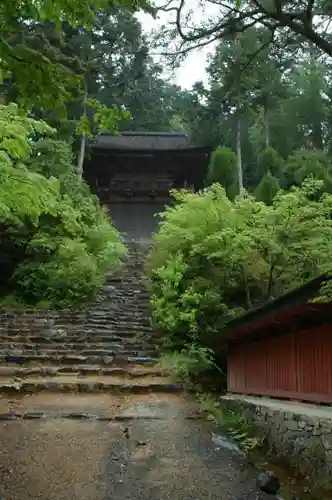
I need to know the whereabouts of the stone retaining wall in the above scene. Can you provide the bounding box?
[221,395,332,491]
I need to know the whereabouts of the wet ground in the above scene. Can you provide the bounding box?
[0,393,260,500]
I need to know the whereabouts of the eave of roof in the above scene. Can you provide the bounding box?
[221,274,331,342]
[89,131,191,151]
[101,131,188,137]
[89,145,213,154]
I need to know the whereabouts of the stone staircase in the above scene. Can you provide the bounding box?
[0,241,178,396]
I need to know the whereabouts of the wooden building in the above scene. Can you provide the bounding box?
[225,276,332,404]
[84,131,212,239]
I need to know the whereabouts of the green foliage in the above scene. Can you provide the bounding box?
[257,148,284,178]
[5,6,185,140]
[0,103,54,164]
[284,149,332,192]
[0,103,126,308]
[0,0,149,111]
[76,99,132,138]
[160,344,217,389]
[197,395,264,452]
[206,146,237,198]
[313,280,332,303]
[254,171,280,205]
[149,180,332,351]
[28,138,74,178]
[158,24,332,195]
[148,185,256,349]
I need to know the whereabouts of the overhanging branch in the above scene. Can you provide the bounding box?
[156,0,332,58]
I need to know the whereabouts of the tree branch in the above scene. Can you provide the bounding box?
[159,0,332,58]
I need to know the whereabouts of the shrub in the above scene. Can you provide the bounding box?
[206,146,237,198]
[257,147,284,178]
[0,103,126,308]
[254,170,281,205]
[283,149,332,191]
[148,180,332,352]
[148,185,261,350]
[160,344,218,389]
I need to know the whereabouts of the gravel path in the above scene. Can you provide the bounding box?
[0,393,259,500]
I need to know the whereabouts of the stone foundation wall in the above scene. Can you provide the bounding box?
[222,395,332,490]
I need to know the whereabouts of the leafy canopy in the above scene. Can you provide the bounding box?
[0,0,150,110]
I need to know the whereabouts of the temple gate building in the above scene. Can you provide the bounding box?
[84,131,212,240]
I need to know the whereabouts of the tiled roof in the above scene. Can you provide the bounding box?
[92,131,189,150]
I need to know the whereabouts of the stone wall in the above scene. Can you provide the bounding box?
[221,395,332,491]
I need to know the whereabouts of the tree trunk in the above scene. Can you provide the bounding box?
[243,270,252,309]
[264,105,270,148]
[236,112,243,193]
[76,134,86,180]
[76,78,88,180]
[311,121,323,150]
[267,262,275,300]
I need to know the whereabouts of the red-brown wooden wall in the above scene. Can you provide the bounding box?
[227,326,332,403]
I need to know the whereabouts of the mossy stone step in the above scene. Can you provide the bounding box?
[0,375,180,395]
[0,342,155,351]
[0,335,153,344]
[0,349,156,358]
[1,354,159,366]
[0,365,163,377]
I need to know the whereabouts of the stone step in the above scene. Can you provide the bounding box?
[96,298,150,305]
[51,315,151,324]
[85,304,151,311]
[5,328,154,338]
[0,335,159,346]
[0,364,163,377]
[51,322,153,330]
[0,335,158,346]
[99,297,148,302]
[86,330,152,338]
[100,296,150,302]
[92,309,149,316]
[52,312,151,320]
[100,296,149,302]
[0,375,180,394]
[0,332,157,345]
[0,393,189,422]
[72,324,153,332]
[97,282,148,288]
[0,349,156,358]
[1,344,156,353]
[0,342,155,351]
[1,354,159,366]
[81,314,152,321]
[95,303,149,308]
[102,283,149,290]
